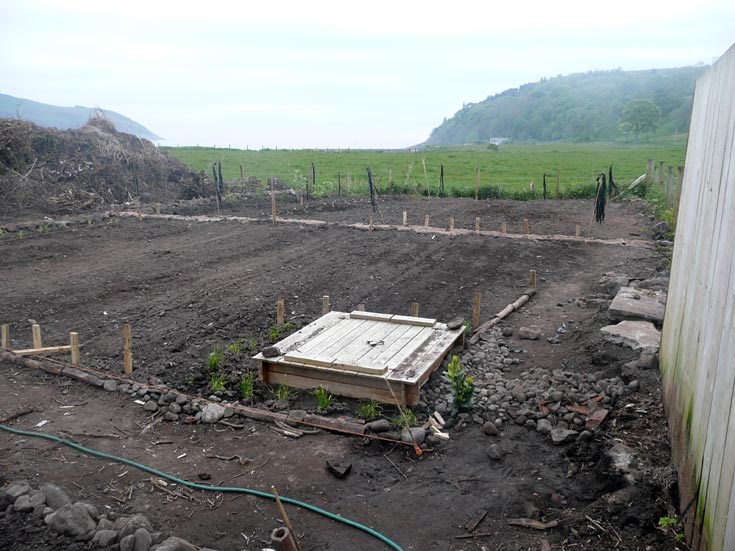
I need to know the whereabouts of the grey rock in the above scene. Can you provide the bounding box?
[93,529,119,547]
[121,534,136,551]
[487,444,503,461]
[400,427,426,446]
[168,403,182,414]
[175,394,189,405]
[134,527,152,551]
[201,403,225,424]
[600,320,661,353]
[1,481,30,508]
[97,518,114,531]
[550,428,578,446]
[536,419,554,434]
[446,316,465,330]
[577,430,593,443]
[103,380,118,392]
[518,327,540,340]
[326,460,352,480]
[501,327,514,337]
[115,513,153,539]
[29,490,46,508]
[637,352,659,370]
[13,494,34,512]
[366,419,391,433]
[481,421,498,436]
[261,346,281,358]
[607,442,640,485]
[75,501,99,519]
[150,536,198,551]
[164,412,179,422]
[143,400,159,412]
[45,503,96,538]
[42,484,71,509]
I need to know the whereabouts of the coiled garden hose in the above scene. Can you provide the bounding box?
[0,423,403,551]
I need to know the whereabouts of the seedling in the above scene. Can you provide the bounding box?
[389,409,417,428]
[227,339,243,356]
[36,223,50,235]
[0,228,4,239]
[444,355,475,414]
[18,230,25,239]
[245,336,258,353]
[208,372,227,393]
[240,372,255,399]
[273,383,290,401]
[357,399,383,421]
[267,321,294,343]
[207,346,223,371]
[313,386,333,411]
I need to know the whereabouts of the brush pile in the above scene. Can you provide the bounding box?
[0,116,210,215]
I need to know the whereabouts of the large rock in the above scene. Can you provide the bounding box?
[600,321,661,353]
[550,428,578,445]
[93,529,119,547]
[400,427,426,446]
[1,481,31,509]
[114,513,153,539]
[41,484,71,510]
[45,503,96,539]
[518,327,540,340]
[201,403,226,424]
[609,287,666,324]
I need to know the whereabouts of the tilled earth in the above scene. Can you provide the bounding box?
[0,196,679,550]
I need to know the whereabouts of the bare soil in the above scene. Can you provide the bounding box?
[0,196,677,550]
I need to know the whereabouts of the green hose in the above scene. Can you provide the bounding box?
[0,423,403,551]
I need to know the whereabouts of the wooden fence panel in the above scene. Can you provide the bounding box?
[660,42,735,551]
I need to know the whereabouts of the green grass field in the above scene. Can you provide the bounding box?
[163,141,686,199]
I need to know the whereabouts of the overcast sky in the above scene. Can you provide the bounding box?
[1,0,733,149]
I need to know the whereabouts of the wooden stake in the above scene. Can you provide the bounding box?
[155,204,160,215]
[523,218,530,234]
[424,214,430,228]
[276,298,285,326]
[529,270,537,290]
[70,332,80,366]
[658,160,665,185]
[475,168,480,200]
[472,292,481,328]
[299,195,304,207]
[646,159,654,184]
[369,216,374,230]
[555,169,560,198]
[449,217,455,231]
[501,221,507,233]
[32,324,42,350]
[322,295,330,315]
[271,486,302,551]
[402,211,408,226]
[575,224,581,238]
[239,164,244,179]
[411,303,420,317]
[475,217,480,233]
[357,303,366,312]
[122,323,132,375]
[1,324,8,349]
[271,179,277,225]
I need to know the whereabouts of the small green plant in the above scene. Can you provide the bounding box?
[273,383,290,401]
[227,339,243,356]
[658,515,685,543]
[463,320,473,334]
[389,408,417,428]
[208,372,227,393]
[36,223,50,235]
[240,372,255,399]
[444,355,475,414]
[18,230,25,239]
[313,386,333,411]
[357,399,382,421]
[87,218,93,226]
[245,336,258,353]
[0,228,5,239]
[207,346,223,371]
[267,321,294,343]
[658,516,677,529]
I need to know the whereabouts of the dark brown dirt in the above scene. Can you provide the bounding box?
[0,196,678,550]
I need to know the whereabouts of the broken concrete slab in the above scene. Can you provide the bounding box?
[601,320,661,353]
[609,287,666,324]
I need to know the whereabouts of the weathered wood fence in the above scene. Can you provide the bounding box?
[660,42,735,550]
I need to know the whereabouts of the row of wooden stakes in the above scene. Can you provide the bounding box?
[274,269,538,331]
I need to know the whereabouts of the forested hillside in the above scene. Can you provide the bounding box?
[424,66,705,145]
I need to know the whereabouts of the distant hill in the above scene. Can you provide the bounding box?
[0,93,161,141]
[424,66,706,145]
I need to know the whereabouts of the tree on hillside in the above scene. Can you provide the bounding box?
[619,99,661,142]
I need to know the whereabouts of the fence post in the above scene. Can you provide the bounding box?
[658,161,665,185]
[472,292,481,328]
[1,324,8,349]
[322,295,330,315]
[646,159,654,184]
[555,169,560,198]
[674,165,685,220]
[277,298,285,326]
[475,168,480,200]
[32,324,42,350]
[70,332,80,366]
[411,303,420,317]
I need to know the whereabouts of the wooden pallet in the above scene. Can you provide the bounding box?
[254,311,464,406]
